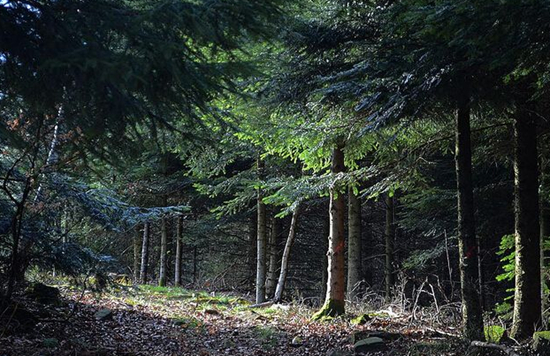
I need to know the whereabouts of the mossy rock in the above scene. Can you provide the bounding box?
[25,283,60,305]
[94,308,113,321]
[43,338,59,348]
[533,331,550,353]
[484,325,506,343]
[312,299,344,321]
[353,337,385,353]
[351,314,371,325]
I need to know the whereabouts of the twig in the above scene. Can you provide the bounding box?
[470,341,522,356]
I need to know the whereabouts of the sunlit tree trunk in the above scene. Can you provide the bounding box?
[266,211,282,297]
[314,145,346,318]
[175,215,184,287]
[347,188,362,300]
[511,106,541,339]
[256,157,267,303]
[273,206,300,302]
[158,215,168,287]
[321,202,329,300]
[139,222,150,284]
[133,225,141,282]
[384,194,395,298]
[455,94,483,340]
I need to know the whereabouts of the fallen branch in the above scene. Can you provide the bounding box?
[470,341,522,356]
[247,300,275,309]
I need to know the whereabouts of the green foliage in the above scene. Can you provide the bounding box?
[484,325,506,343]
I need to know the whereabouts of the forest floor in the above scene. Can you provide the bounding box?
[1,285,474,356]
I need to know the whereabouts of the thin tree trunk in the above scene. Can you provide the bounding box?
[347,187,362,300]
[273,205,300,302]
[455,94,484,340]
[321,203,329,300]
[247,210,257,288]
[133,225,141,282]
[175,215,184,287]
[511,106,541,339]
[256,157,267,303]
[158,215,168,287]
[384,194,395,299]
[139,222,150,284]
[266,211,282,297]
[314,145,346,318]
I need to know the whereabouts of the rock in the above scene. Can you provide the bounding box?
[353,337,385,353]
[42,338,59,348]
[350,330,400,344]
[350,331,370,344]
[290,336,303,346]
[326,348,353,356]
[204,309,220,316]
[94,308,113,321]
[25,283,60,305]
[533,331,550,354]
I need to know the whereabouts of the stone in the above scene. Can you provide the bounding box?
[353,337,385,353]
[290,336,303,346]
[42,338,59,348]
[94,308,113,321]
[326,348,353,356]
[26,283,60,305]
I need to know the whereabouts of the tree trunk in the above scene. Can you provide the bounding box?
[256,157,267,303]
[511,106,541,339]
[347,187,362,300]
[247,211,257,288]
[140,222,150,284]
[314,145,346,319]
[266,211,282,297]
[321,202,329,300]
[175,215,184,287]
[273,205,300,302]
[133,225,141,282]
[158,215,168,287]
[455,95,484,340]
[384,194,395,299]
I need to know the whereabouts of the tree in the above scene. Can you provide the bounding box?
[510,104,541,339]
[140,222,151,285]
[314,145,346,319]
[256,157,268,303]
[384,194,395,299]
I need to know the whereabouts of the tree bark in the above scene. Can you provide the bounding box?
[139,222,150,284]
[511,106,541,339]
[314,145,346,318]
[347,187,362,300]
[256,157,267,303]
[133,225,141,283]
[175,215,184,287]
[158,215,168,287]
[384,194,395,299]
[273,206,300,302]
[321,202,329,300]
[266,211,282,297]
[455,94,484,340]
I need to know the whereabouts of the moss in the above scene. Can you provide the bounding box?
[351,314,370,325]
[312,299,345,321]
[533,330,550,351]
[484,325,506,343]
